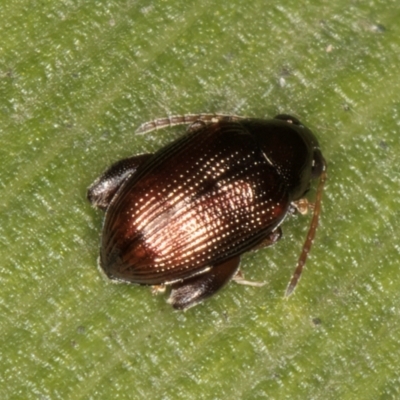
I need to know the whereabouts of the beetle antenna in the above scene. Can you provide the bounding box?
[135,113,245,135]
[285,161,327,297]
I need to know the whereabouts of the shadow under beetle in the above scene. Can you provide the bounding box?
[88,113,327,310]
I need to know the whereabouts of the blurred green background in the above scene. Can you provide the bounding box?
[1,0,400,399]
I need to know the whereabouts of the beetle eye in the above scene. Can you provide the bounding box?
[274,114,302,126]
[311,148,326,179]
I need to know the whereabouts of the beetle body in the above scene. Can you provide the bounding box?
[88,114,326,309]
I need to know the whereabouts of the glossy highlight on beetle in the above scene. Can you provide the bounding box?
[88,113,327,310]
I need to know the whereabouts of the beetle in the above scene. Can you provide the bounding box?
[88,113,327,310]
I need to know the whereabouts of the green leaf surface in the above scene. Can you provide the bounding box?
[1,0,400,399]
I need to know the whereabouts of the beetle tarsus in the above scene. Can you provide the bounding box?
[135,113,245,135]
[151,285,166,295]
[233,270,266,287]
[291,198,312,215]
[250,228,282,251]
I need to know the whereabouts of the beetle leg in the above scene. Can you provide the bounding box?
[135,113,245,135]
[187,120,207,133]
[290,199,315,215]
[232,228,282,287]
[87,153,153,211]
[167,256,241,310]
[250,227,282,251]
[151,284,166,295]
[232,270,266,287]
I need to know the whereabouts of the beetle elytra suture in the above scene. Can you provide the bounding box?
[88,113,327,310]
